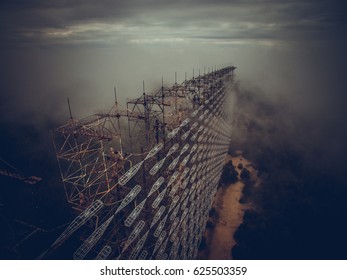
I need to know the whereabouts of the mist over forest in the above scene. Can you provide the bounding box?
[229,66,347,259]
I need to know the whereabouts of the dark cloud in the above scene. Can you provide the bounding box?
[0,0,345,125]
[1,0,345,48]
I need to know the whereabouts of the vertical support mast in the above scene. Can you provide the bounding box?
[174,72,178,114]
[67,97,73,120]
[114,86,123,155]
[161,77,166,143]
[143,81,150,144]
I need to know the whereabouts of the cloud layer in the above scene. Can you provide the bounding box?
[1,0,345,48]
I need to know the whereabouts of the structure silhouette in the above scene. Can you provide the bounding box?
[48,66,236,260]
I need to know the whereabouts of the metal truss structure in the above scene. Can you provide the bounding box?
[49,66,236,259]
[0,158,42,185]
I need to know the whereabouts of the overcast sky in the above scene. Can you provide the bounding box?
[0,0,346,123]
[2,0,345,45]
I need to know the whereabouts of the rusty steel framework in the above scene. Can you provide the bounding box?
[49,66,236,260]
[0,157,42,185]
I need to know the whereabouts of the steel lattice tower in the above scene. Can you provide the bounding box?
[48,66,236,260]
